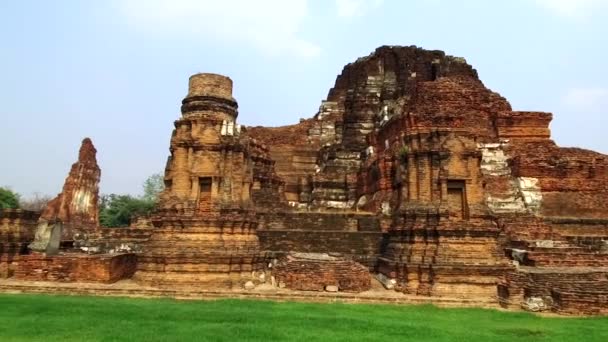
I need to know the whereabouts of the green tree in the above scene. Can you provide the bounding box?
[99,194,155,227]
[142,173,164,203]
[99,173,164,227]
[0,187,20,209]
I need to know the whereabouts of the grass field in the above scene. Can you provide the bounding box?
[1,294,607,341]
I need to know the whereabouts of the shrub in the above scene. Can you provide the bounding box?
[0,187,20,209]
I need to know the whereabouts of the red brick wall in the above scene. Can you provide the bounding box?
[273,255,371,292]
[14,253,136,283]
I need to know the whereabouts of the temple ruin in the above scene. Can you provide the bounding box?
[1,46,607,315]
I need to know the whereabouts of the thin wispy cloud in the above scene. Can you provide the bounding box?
[336,0,384,17]
[119,0,320,58]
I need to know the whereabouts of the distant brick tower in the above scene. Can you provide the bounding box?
[135,73,263,288]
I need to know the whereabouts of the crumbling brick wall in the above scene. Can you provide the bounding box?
[14,253,136,283]
[272,253,371,292]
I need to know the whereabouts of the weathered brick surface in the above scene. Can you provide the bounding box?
[0,209,39,241]
[0,209,39,278]
[252,46,608,313]
[273,253,371,292]
[135,74,268,288]
[13,253,136,283]
[40,138,101,240]
[552,284,608,315]
[259,230,383,268]
[508,142,608,218]
[82,226,154,253]
[498,268,608,313]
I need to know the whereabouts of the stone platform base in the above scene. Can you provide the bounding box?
[134,251,265,288]
[133,270,261,289]
[13,253,136,284]
[0,278,499,309]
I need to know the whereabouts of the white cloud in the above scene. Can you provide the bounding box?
[563,87,608,110]
[336,0,383,17]
[119,0,320,58]
[534,0,608,18]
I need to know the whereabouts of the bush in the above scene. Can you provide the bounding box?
[0,187,20,209]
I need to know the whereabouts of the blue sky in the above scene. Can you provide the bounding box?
[1,0,607,198]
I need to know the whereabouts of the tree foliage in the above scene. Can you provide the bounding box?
[0,187,20,210]
[99,173,164,227]
[142,173,164,202]
[99,194,155,227]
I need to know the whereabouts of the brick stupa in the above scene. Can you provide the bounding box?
[134,74,266,287]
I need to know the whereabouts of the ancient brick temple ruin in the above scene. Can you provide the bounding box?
[1,46,607,315]
[134,74,265,287]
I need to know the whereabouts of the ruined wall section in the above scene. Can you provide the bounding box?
[0,209,39,243]
[14,253,136,283]
[510,143,608,219]
[327,46,481,151]
[247,46,487,210]
[247,121,320,206]
[0,209,39,278]
[257,211,383,268]
[488,109,608,219]
[247,137,287,209]
[272,252,372,292]
[483,111,608,314]
[309,47,487,210]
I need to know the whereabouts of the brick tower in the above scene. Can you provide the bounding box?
[135,73,263,288]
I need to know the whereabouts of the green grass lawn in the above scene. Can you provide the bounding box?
[1,294,607,341]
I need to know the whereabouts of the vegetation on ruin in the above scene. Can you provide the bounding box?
[1,294,607,342]
[0,187,20,209]
[398,145,410,164]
